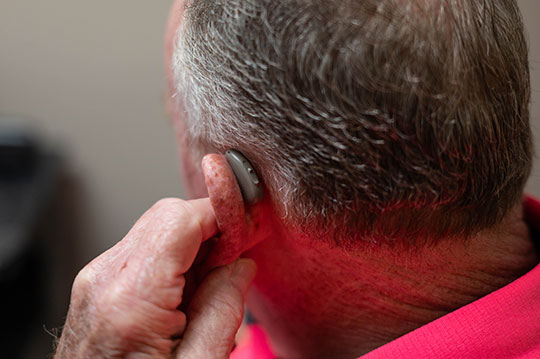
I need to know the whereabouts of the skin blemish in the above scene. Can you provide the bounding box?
[201,154,247,273]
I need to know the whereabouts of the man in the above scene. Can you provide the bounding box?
[55,0,540,358]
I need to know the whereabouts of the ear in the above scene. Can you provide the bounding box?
[200,154,265,273]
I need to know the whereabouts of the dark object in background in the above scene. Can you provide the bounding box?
[0,127,62,358]
[0,130,38,177]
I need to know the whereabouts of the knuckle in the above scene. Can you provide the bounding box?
[151,198,198,229]
[151,197,202,237]
[72,265,95,293]
[153,197,187,214]
[69,265,98,310]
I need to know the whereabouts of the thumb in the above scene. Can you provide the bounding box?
[176,258,257,359]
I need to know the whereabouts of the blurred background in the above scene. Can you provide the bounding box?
[0,1,539,357]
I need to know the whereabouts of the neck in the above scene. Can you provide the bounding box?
[245,204,539,359]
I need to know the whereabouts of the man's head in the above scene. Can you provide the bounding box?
[168,0,531,247]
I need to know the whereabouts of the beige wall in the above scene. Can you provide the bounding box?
[1,1,181,259]
[521,0,540,199]
[1,1,539,260]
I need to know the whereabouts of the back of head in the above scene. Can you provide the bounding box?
[173,0,532,246]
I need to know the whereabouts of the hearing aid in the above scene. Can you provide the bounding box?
[225,149,264,205]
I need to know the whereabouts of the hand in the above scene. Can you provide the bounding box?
[54,198,257,359]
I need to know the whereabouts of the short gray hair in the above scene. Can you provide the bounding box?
[173,0,531,246]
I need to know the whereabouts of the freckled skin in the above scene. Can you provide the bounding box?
[200,154,270,274]
[201,154,246,270]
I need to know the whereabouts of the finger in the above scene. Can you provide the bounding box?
[175,258,257,359]
[127,197,218,244]
[184,197,221,241]
[122,198,218,310]
[133,197,218,278]
[178,239,218,312]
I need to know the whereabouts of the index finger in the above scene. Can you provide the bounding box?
[186,197,220,242]
[130,197,219,277]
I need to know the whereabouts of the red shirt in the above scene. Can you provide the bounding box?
[232,196,540,359]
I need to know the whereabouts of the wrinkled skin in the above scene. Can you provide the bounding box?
[201,154,267,273]
[54,197,257,359]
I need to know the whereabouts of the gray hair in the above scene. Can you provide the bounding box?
[173,0,531,246]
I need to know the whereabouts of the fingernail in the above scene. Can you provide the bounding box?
[230,258,257,293]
